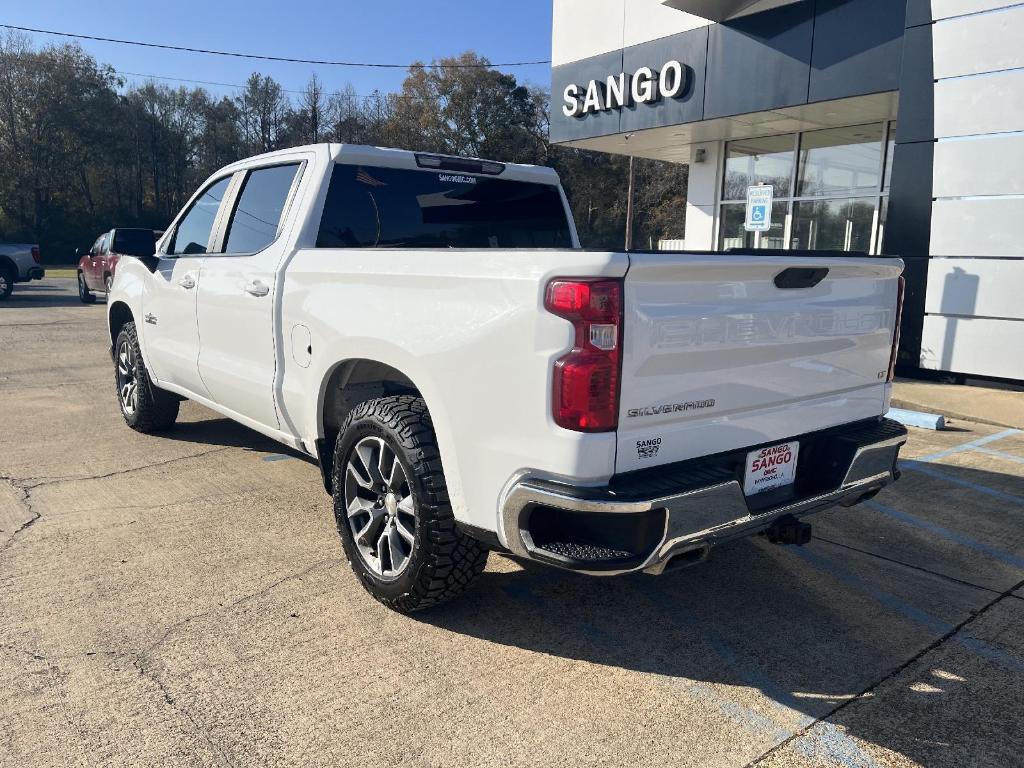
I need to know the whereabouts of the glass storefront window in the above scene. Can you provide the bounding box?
[719,201,788,250]
[791,198,877,252]
[796,124,884,198]
[723,135,794,200]
[883,122,896,192]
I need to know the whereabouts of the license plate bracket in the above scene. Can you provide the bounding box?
[743,441,800,496]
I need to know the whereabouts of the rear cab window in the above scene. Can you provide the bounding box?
[316,164,572,249]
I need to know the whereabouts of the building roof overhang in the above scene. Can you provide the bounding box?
[661,0,807,22]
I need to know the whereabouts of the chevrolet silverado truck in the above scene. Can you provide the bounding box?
[0,242,44,300]
[107,143,907,611]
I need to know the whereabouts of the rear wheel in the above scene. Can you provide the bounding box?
[332,395,488,612]
[78,272,95,304]
[0,265,13,300]
[114,322,179,432]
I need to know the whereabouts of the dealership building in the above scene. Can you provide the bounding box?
[550,0,1024,381]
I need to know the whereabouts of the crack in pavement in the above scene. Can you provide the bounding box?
[127,557,341,768]
[3,446,234,490]
[0,476,41,556]
[745,574,1024,767]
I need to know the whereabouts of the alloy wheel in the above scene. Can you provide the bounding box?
[116,339,139,416]
[343,436,417,579]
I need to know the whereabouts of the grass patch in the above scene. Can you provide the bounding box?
[44,268,77,278]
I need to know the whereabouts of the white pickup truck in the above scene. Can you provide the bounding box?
[108,143,907,611]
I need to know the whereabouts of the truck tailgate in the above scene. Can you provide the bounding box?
[616,253,903,473]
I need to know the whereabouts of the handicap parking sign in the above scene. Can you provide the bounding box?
[744,185,773,232]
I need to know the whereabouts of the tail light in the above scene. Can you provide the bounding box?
[887,276,905,383]
[545,278,623,432]
[31,246,40,264]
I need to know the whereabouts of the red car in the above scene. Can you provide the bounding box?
[78,228,160,303]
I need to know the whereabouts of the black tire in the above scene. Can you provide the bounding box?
[114,321,179,432]
[78,272,95,304]
[0,265,13,300]
[332,395,488,612]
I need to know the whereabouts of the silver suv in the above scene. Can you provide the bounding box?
[0,242,44,300]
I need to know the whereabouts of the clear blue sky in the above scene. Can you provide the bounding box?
[3,0,554,98]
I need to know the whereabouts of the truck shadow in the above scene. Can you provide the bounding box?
[416,461,1024,767]
[0,280,90,309]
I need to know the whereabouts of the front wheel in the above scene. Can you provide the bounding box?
[78,272,95,304]
[332,395,488,612]
[114,322,179,432]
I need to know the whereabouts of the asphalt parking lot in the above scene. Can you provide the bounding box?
[3,279,1024,768]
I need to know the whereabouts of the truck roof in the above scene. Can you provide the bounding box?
[222,143,561,186]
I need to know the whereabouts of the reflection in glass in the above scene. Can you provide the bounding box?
[719,202,788,250]
[883,122,897,191]
[723,135,794,200]
[797,124,883,198]
[170,176,231,255]
[792,198,877,252]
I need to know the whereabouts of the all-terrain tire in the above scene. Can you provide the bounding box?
[114,321,179,432]
[332,395,488,612]
[0,265,14,300]
[78,271,95,304]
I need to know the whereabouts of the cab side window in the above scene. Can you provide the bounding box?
[168,176,232,256]
[222,164,300,254]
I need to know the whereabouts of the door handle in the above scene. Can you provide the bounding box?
[245,279,270,297]
[178,274,196,290]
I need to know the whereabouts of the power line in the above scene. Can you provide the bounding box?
[113,69,426,101]
[5,54,446,102]
[0,24,551,69]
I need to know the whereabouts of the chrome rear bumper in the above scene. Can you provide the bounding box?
[500,419,907,576]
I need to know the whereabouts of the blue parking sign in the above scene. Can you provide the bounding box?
[744,185,774,232]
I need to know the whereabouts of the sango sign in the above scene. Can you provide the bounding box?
[562,61,690,118]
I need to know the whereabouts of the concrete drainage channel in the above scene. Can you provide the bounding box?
[3,280,1024,768]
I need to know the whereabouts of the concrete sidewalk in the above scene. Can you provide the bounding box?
[892,379,1024,430]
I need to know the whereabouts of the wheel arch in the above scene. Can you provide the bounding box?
[316,358,424,494]
[108,301,135,348]
[0,255,16,277]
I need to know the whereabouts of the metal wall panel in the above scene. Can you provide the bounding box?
[920,316,1024,378]
[930,0,1024,21]
[932,3,1024,78]
[931,198,1024,257]
[808,0,906,102]
[926,258,1024,319]
[934,68,1024,138]
[934,133,1024,197]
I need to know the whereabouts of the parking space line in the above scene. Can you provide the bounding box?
[974,446,1024,465]
[913,429,1022,463]
[637,581,880,768]
[898,460,1024,506]
[795,547,1024,675]
[863,499,1024,570]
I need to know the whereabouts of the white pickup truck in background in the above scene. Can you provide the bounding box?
[0,242,44,300]
[107,143,907,612]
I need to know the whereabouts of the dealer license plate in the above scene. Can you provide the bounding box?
[743,441,800,496]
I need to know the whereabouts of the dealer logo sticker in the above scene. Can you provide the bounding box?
[637,437,662,460]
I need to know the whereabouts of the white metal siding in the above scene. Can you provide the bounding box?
[925,0,1024,378]
[920,316,1024,378]
[933,134,1024,197]
[925,258,1024,320]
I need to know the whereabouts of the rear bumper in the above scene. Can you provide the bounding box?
[500,418,907,576]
